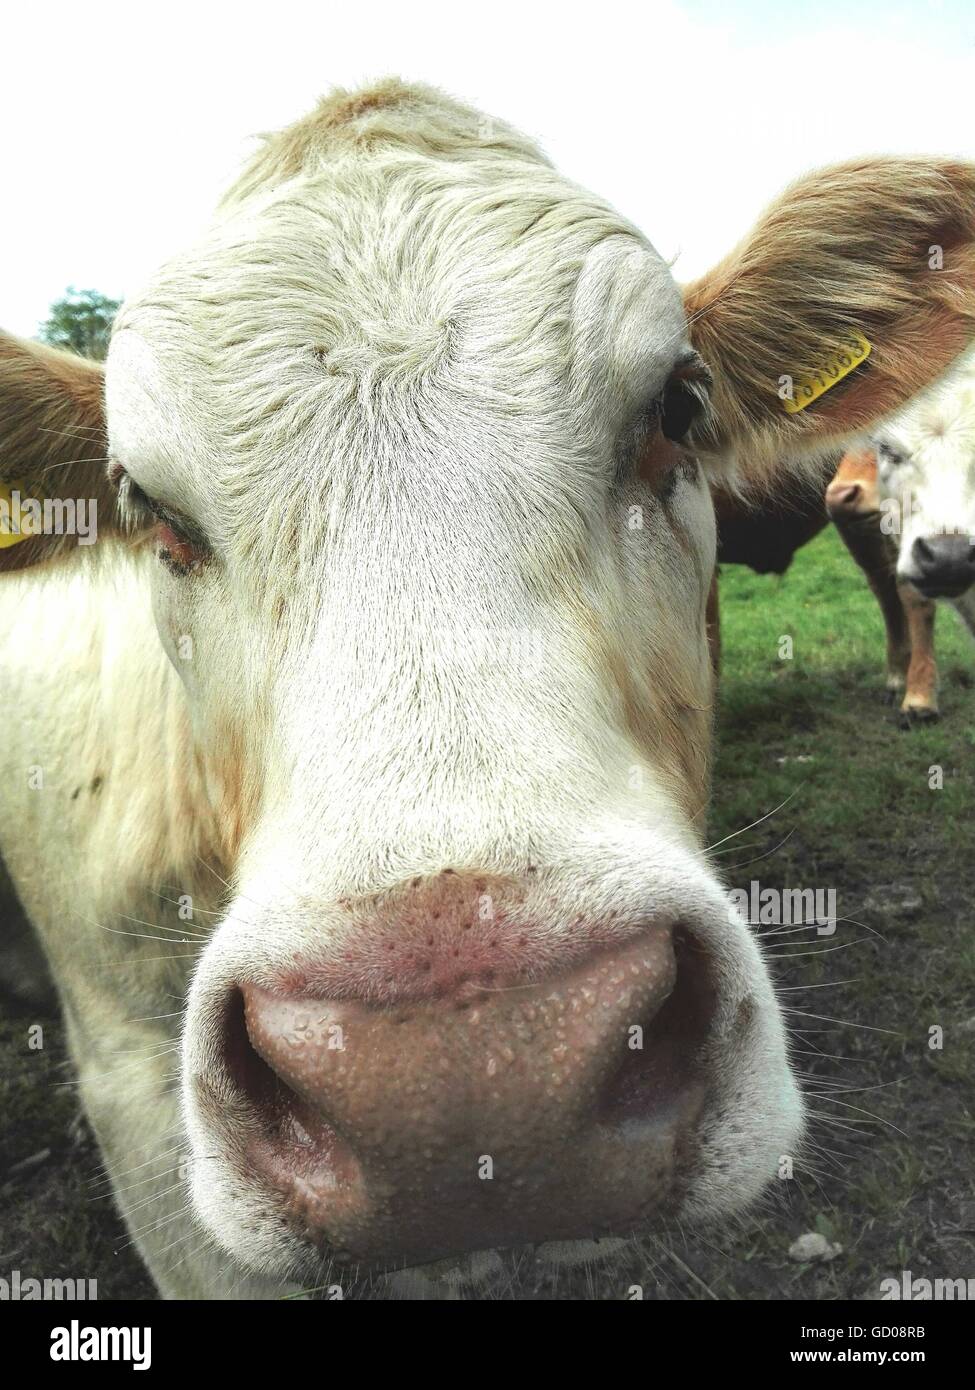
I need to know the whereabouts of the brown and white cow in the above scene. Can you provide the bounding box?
[826,449,940,719]
[869,349,975,639]
[707,455,940,721]
[1,81,973,1298]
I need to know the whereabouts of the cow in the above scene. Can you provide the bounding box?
[707,463,835,673]
[869,350,975,638]
[1,80,973,1299]
[825,449,940,720]
[708,460,839,673]
[709,454,940,723]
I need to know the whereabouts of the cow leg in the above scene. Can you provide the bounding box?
[832,515,911,699]
[706,568,721,677]
[898,584,939,720]
[951,589,975,640]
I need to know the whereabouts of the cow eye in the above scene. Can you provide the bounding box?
[877,441,906,467]
[661,379,699,442]
[659,357,713,444]
[110,465,210,575]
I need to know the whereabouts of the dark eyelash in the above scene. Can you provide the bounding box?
[115,473,157,527]
[878,442,906,466]
[112,468,208,549]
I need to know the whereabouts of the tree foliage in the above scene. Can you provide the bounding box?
[38,287,121,361]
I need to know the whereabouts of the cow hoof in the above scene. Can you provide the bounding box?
[881,683,906,706]
[898,706,940,729]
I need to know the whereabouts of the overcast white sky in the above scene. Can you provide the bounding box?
[4,0,974,338]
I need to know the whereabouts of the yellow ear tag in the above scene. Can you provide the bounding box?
[0,480,47,549]
[782,332,872,414]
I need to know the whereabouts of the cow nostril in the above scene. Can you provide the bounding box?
[913,536,936,569]
[222,987,366,1211]
[223,988,290,1116]
[212,921,727,1265]
[826,482,863,513]
[910,534,975,595]
[601,930,717,1127]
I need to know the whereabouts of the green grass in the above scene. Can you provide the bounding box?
[713,526,975,854]
[684,526,975,1301]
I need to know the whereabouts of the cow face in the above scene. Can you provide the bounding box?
[872,358,975,599]
[825,449,882,520]
[4,82,975,1282]
[105,122,758,1273]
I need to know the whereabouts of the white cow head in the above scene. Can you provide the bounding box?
[873,350,975,600]
[3,81,974,1279]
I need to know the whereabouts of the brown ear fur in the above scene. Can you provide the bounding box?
[684,158,975,481]
[0,332,112,572]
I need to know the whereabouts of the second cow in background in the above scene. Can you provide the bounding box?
[710,452,939,721]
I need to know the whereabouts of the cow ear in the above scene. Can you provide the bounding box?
[0,331,117,572]
[683,157,975,483]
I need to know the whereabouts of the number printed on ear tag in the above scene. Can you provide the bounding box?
[783,332,872,414]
